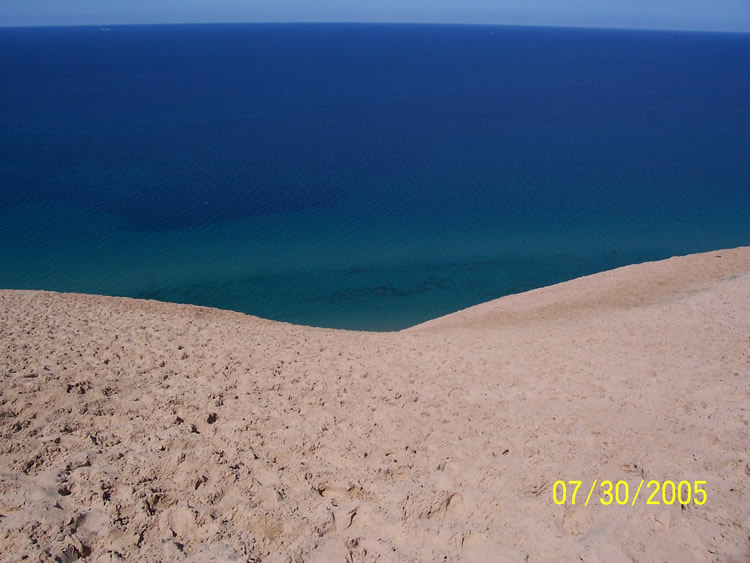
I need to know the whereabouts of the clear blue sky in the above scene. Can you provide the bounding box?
[1,0,749,32]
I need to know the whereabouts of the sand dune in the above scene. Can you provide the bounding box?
[1,247,749,561]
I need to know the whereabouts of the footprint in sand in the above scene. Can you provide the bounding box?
[423,492,464,521]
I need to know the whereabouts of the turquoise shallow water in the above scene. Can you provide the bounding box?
[1,24,749,330]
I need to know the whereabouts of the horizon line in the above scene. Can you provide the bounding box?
[1,20,749,35]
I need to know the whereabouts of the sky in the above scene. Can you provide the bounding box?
[1,0,749,32]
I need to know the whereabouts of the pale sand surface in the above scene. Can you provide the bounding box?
[1,247,749,561]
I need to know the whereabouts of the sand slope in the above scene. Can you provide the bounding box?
[1,248,749,561]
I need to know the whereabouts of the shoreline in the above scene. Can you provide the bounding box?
[407,245,750,330]
[3,246,749,333]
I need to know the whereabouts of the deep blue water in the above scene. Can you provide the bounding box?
[1,24,749,330]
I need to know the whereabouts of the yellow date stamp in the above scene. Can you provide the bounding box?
[552,480,707,506]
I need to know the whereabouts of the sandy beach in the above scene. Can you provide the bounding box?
[1,247,749,561]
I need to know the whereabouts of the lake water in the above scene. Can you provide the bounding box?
[1,24,749,330]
